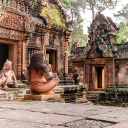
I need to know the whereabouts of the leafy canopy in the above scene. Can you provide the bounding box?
[86,0,119,20]
[116,21,128,43]
[60,0,88,54]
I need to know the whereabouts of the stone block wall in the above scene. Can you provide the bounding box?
[116,62,128,85]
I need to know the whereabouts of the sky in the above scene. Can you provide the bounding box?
[83,0,128,34]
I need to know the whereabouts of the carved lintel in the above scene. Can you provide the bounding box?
[88,59,106,65]
[0,11,24,31]
[0,27,25,41]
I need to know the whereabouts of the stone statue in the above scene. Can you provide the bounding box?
[0,59,18,88]
[47,64,54,76]
[73,68,83,85]
[27,51,59,94]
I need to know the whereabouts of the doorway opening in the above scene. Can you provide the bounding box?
[94,67,105,89]
[0,44,9,70]
[46,49,57,73]
[96,67,103,88]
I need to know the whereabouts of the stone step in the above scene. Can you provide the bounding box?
[86,96,98,99]
[86,94,98,96]
[0,88,29,101]
[0,95,7,98]
[75,98,88,103]
[86,92,100,102]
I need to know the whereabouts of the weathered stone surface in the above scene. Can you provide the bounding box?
[106,123,128,128]
[65,119,113,128]
[0,109,82,126]
[0,102,128,127]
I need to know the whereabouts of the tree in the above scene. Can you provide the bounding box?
[114,4,128,25]
[60,0,88,55]
[116,21,128,43]
[86,0,119,20]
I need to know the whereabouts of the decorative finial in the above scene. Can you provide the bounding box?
[22,4,25,12]
[26,6,29,14]
[8,0,12,7]
[17,2,21,10]
[0,0,2,6]
[3,0,6,6]
[12,0,16,8]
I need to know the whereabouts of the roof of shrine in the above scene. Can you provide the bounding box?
[70,12,128,60]
[116,43,128,59]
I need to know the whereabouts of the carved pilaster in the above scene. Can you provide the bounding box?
[64,30,72,75]
[17,41,22,79]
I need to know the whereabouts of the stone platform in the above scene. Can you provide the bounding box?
[24,94,60,101]
[0,84,88,102]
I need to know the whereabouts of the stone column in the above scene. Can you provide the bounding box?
[17,41,22,79]
[64,30,72,77]
[64,39,69,76]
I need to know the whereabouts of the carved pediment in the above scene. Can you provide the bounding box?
[0,6,36,40]
[0,11,24,31]
[87,46,104,58]
[0,7,35,33]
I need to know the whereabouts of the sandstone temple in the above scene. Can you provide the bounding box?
[69,12,128,93]
[0,0,73,84]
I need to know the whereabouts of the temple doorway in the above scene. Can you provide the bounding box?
[96,67,103,88]
[46,49,57,73]
[93,66,105,90]
[0,44,9,70]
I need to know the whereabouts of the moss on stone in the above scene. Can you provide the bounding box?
[41,4,66,26]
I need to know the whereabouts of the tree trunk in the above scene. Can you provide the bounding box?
[92,6,95,20]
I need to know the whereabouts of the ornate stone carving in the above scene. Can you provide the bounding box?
[0,11,24,31]
[0,27,24,40]
[0,6,35,33]
[88,59,105,65]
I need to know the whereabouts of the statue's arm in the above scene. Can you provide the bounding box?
[12,71,17,83]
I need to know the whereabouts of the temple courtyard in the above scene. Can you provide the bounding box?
[0,101,127,128]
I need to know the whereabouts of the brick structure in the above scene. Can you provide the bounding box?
[69,12,128,91]
[0,0,73,84]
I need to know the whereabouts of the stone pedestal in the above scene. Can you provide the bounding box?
[24,94,60,101]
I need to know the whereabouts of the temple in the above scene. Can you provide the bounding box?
[0,0,73,84]
[69,12,128,92]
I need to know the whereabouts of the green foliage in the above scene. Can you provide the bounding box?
[114,3,128,44]
[60,0,71,7]
[60,0,88,55]
[116,21,128,43]
[46,54,49,64]
[41,4,66,26]
[114,4,128,25]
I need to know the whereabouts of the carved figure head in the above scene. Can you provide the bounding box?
[47,64,52,72]
[4,59,12,70]
[28,51,54,80]
[73,68,78,73]
[41,0,47,9]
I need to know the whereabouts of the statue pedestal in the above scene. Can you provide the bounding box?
[24,94,60,101]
